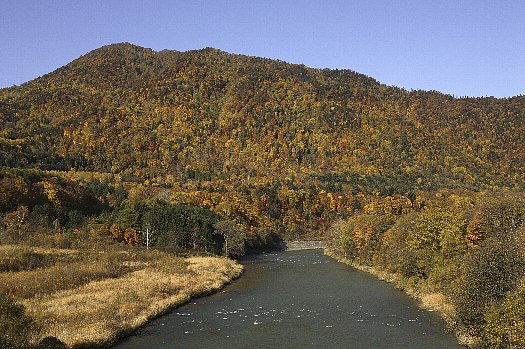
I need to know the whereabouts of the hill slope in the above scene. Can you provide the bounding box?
[1,43,524,191]
[2,43,525,347]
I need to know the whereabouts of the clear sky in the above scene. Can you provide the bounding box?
[1,0,524,97]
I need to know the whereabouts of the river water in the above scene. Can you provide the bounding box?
[115,250,460,348]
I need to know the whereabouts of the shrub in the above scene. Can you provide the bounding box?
[0,293,34,349]
[0,248,54,272]
[483,281,525,349]
[2,206,30,242]
[337,214,394,264]
[466,195,525,248]
[36,337,67,349]
[375,214,422,277]
[354,215,386,258]
[407,207,466,254]
[455,238,525,329]
[213,220,246,258]
[426,256,465,296]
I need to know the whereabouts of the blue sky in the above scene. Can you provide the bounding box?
[1,0,524,97]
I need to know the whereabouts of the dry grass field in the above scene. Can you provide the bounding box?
[0,245,243,347]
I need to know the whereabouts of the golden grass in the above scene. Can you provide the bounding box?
[0,245,80,274]
[0,244,79,255]
[13,251,242,347]
[0,251,140,299]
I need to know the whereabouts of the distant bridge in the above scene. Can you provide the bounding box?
[283,240,326,251]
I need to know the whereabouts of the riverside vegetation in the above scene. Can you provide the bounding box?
[1,43,525,348]
[0,169,244,348]
[325,190,525,348]
[0,245,241,348]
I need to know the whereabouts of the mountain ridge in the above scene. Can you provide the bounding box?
[2,44,525,348]
[0,43,524,191]
[5,43,523,99]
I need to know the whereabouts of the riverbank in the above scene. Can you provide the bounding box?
[115,249,461,349]
[324,249,480,348]
[0,245,243,348]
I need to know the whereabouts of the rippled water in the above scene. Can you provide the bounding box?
[115,250,460,348]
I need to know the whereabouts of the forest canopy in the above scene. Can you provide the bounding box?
[1,43,525,347]
[0,43,523,192]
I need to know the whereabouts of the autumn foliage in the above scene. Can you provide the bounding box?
[1,43,525,347]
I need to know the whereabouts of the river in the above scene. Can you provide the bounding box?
[115,250,460,348]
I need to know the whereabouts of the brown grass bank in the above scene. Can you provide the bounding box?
[0,245,243,348]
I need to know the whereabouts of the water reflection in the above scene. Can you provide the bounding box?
[115,250,460,349]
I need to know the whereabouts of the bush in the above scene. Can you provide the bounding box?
[455,238,525,329]
[426,256,465,295]
[375,214,422,276]
[335,214,394,264]
[213,220,246,258]
[144,201,221,252]
[324,219,352,258]
[0,248,54,272]
[483,283,525,349]
[466,195,525,248]
[36,337,67,349]
[0,293,34,349]
[407,207,466,255]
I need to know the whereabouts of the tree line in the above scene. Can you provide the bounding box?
[326,190,525,347]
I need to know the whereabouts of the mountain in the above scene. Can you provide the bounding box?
[1,42,524,192]
[3,43,525,346]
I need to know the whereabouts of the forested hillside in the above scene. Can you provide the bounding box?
[2,43,525,347]
[2,42,525,240]
[1,43,524,190]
